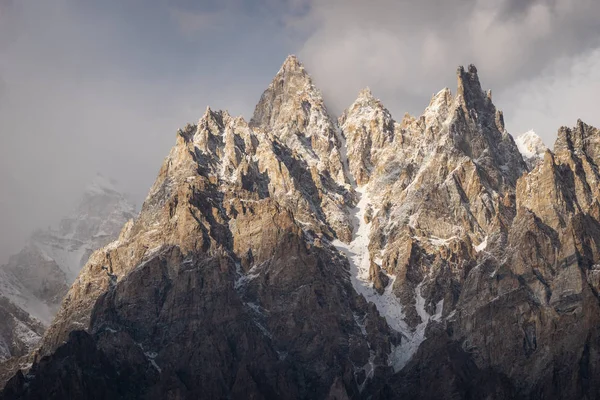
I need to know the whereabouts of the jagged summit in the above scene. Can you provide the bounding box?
[202,105,214,115]
[455,64,505,130]
[555,119,600,159]
[515,130,547,169]
[343,87,389,117]
[339,87,395,185]
[197,60,522,192]
[279,54,304,73]
[456,64,481,92]
[357,87,374,100]
[421,87,453,125]
[191,107,229,154]
[200,105,227,122]
[250,54,320,130]
[351,87,387,110]
[7,58,600,400]
[456,63,495,115]
[430,87,452,99]
[250,54,346,184]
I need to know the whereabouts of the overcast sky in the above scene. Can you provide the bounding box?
[1,0,599,263]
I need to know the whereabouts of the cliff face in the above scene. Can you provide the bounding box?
[3,57,600,400]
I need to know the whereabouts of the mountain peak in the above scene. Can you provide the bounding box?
[426,87,453,109]
[343,86,392,120]
[194,107,228,153]
[249,55,345,184]
[575,118,596,138]
[456,64,487,109]
[250,55,317,130]
[357,87,374,100]
[280,54,304,73]
[344,87,385,113]
[554,119,600,160]
[339,87,395,185]
[515,130,547,169]
[199,106,226,125]
[271,54,310,85]
[456,64,479,79]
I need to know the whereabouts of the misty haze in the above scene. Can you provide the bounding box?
[1,1,600,399]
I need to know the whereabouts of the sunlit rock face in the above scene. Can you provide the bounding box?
[3,58,600,400]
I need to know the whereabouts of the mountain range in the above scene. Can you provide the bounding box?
[1,56,599,399]
[0,175,134,364]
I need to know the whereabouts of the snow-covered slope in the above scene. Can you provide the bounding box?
[0,175,135,360]
[0,268,56,325]
[38,174,135,282]
[0,295,45,362]
[332,185,441,373]
[515,130,547,169]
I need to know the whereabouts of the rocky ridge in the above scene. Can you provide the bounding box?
[2,57,600,399]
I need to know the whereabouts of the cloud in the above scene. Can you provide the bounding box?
[0,0,261,262]
[2,0,600,264]
[500,47,600,146]
[170,0,310,36]
[0,0,301,263]
[170,7,228,34]
[293,0,600,139]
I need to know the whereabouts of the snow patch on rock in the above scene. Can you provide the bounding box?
[475,236,488,252]
[333,186,438,372]
[516,130,547,169]
[388,279,442,372]
[333,188,405,331]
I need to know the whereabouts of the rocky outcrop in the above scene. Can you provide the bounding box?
[444,119,600,398]
[338,88,395,186]
[250,55,353,241]
[250,55,346,186]
[3,58,600,400]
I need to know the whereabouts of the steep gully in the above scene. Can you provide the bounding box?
[332,164,441,373]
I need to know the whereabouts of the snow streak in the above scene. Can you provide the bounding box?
[332,186,440,372]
